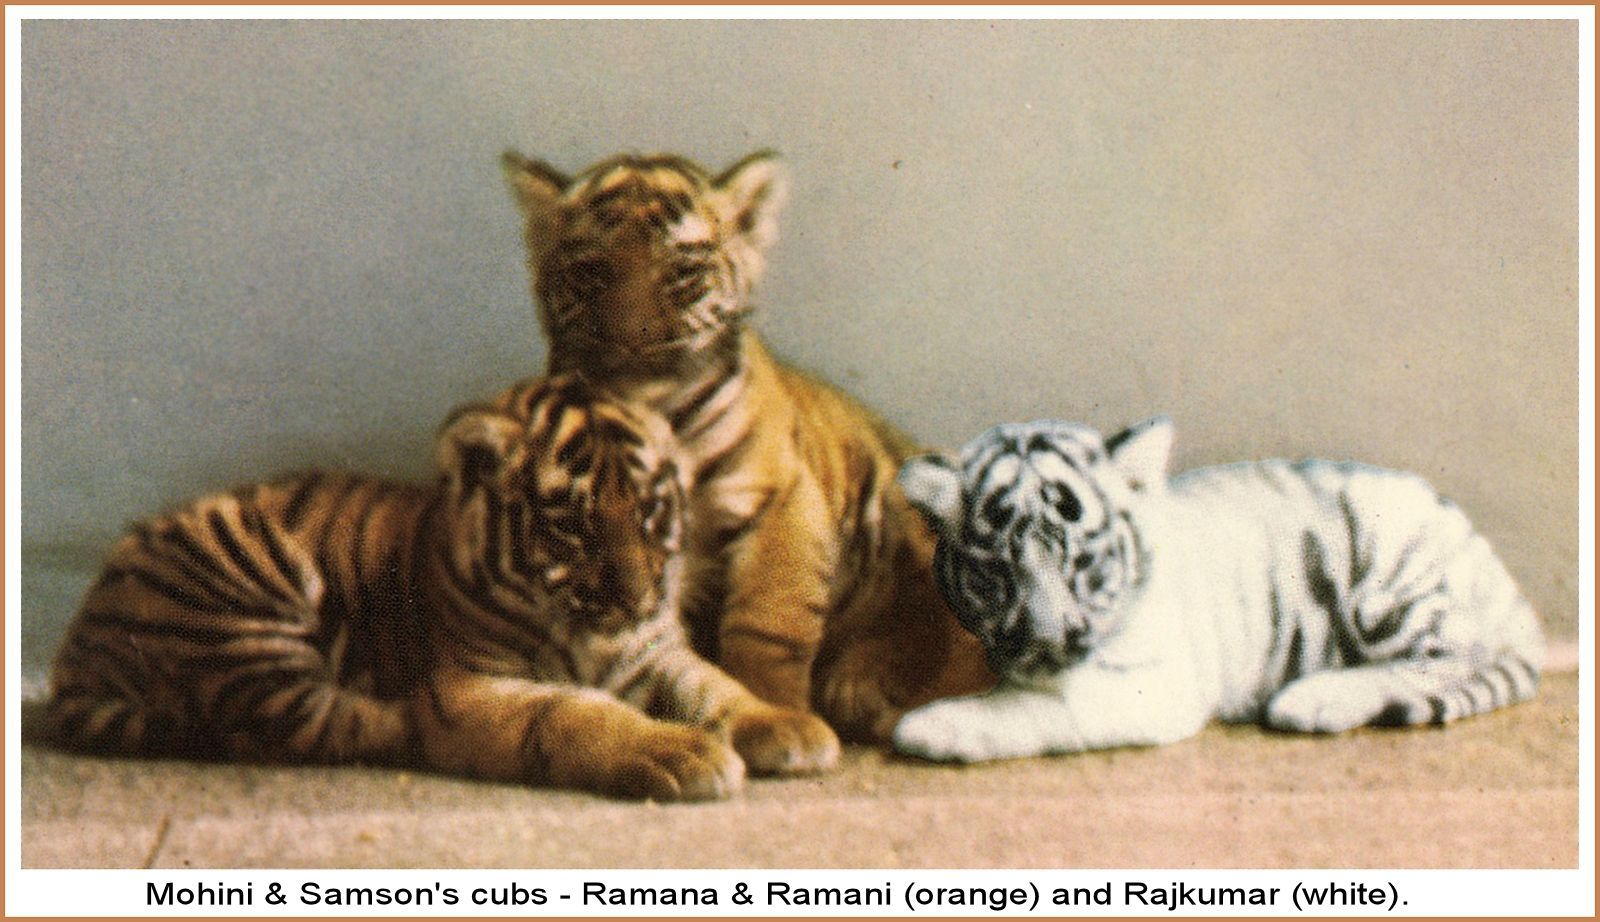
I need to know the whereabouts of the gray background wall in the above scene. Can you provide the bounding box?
[21,20,1579,682]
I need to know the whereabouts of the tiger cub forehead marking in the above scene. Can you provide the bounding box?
[471,375,675,501]
[668,213,716,246]
[556,159,726,252]
[584,160,706,197]
[1020,450,1075,485]
[533,404,662,489]
[966,424,1111,534]
[977,454,1025,492]
[548,403,590,451]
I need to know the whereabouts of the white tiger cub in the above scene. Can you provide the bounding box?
[892,417,1544,763]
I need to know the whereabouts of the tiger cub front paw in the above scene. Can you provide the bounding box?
[727,706,840,776]
[893,699,994,764]
[598,722,746,802]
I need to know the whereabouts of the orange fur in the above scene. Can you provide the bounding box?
[48,375,836,799]
[504,150,994,740]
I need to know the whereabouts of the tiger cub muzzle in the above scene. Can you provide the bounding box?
[556,495,672,635]
[536,243,720,360]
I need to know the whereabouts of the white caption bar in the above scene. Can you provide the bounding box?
[8,869,1594,917]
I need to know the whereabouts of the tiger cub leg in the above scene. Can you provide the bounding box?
[1268,573,1542,732]
[1265,649,1542,733]
[46,508,413,763]
[414,669,744,801]
[814,539,995,742]
[49,632,414,765]
[896,663,1210,763]
[620,643,839,776]
[47,636,195,756]
[820,630,992,743]
[211,667,415,766]
[713,483,836,712]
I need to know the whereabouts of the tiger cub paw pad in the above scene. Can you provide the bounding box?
[607,726,746,802]
[728,708,840,776]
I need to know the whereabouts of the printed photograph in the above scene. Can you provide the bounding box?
[15,15,1581,877]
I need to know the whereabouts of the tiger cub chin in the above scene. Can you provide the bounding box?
[47,374,837,801]
[891,417,1545,763]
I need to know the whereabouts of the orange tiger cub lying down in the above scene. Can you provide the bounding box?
[47,374,837,801]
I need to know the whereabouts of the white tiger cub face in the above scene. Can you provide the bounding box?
[437,376,688,635]
[899,418,1174,683]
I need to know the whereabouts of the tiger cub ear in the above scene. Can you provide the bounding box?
[437,408,527,491]
[1104,416,1174,492]
[502,150,571,255]
[713,149,789,252]
[502,150,569,211]
[898,454,964,533]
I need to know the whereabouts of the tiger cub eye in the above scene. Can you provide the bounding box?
[1052,486,1082,522]
[981,494,1011,529]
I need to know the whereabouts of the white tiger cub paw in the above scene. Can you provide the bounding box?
[893,697,1025,764]
[1265,672,1389,734]
[893,700,985,763]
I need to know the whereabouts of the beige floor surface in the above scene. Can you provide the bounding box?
[20,672,1577,870]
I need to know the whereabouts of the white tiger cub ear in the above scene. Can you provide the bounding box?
[437,408,526,491]
[1105,416,1174,492]
[898,454,964,533]
[713,150,789,253]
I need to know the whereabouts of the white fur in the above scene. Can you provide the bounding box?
[895,435,1544,764]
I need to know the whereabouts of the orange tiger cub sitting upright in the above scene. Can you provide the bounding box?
[47,374,836,800]
[502,149,993,741]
